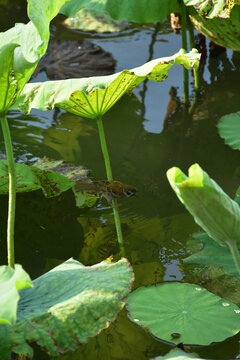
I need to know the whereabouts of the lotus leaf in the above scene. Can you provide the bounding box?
[127,282,240,345]
[0,0,71,110]
[63,8,129,33]
[152,348,202,359]
[167,163,240,248]
[218,111,240,150]
[0,265,32,325]
[13,49,200,118]
[0,258,133,358]
[60,0,181,23]
[184,232,240,280]
[184,0,230,18]
[186,5,240,50]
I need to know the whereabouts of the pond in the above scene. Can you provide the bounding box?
[0,2,240,359]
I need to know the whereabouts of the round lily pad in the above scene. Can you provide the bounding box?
[127,282,240,345]
[218,111,240,150]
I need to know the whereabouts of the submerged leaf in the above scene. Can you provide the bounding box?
[127,282,240,345]
[0,265,32,325]
[167,163,240,248]
[184,232,240,280]
[13,49,200,118]
[218,111,240,150]
[8,259,134,357]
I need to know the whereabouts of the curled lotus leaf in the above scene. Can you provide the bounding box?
[13,49,200,118]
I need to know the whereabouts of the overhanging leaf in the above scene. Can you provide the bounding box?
[218,111,240,150]
[13,49,200,118]
[63,8,129,33]
[60,0,181,23]
[127,282,240,345]
[184,232,240,280]
[0,265,32,325]
[7,258,134,357]
[167,163,240,248]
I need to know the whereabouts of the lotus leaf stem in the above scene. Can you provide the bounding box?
[0,113,16,268]
[96,116,125,254]
[181,0,189,105]
[187,14,201,94]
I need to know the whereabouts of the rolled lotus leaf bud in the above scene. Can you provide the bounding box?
[167,163,240,248]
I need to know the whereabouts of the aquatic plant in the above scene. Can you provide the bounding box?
[0,0,134,358]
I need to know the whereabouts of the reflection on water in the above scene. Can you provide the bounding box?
[1,4,240,359]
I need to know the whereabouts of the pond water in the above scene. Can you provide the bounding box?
[0,2,240,359]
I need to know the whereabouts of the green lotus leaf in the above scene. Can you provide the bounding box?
[167,163,240,248]
[0,0,71,110]
[0,265,32,325]
[127,282,240,345]
[34,158,98,207]
[186,5,240,50]
[0,160,74,196]
[60,0,181,23]
[152,348,203,359]
[218,111,240,150]
[6,258,134,357]
[63,8,129,33]
[13,49,200,118]
[184,0,230,18]
[184,232,240,280]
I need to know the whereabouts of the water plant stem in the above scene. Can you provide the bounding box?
[0,113,16,268]
[181,0,189,106]
[188,15,201,93]
[228,240,240,275]
[96,116,125,253]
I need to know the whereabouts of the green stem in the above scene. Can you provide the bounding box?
[96,116,125,253]
[181,0,189,106]
[187,14,201,94]
[0,113,16,268]
[228,240,240,275]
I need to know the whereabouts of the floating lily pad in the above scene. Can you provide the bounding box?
[63,8,129,33]
[218,111,240,150]
[184,232,240,280]
[0,160,73,196]
[1,258,134,357]
[13,49,200,118]
[127,282,240,345]
[0,159,98,208]
[152,348,203,359]
[34,158,90,182]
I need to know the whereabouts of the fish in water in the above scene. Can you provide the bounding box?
[74,180,138,206]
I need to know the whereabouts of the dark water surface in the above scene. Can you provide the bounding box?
[0,2,240,359]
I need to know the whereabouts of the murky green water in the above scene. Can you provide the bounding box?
[1,2,240,359]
